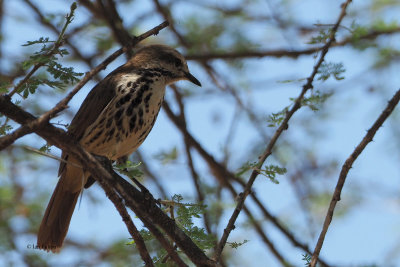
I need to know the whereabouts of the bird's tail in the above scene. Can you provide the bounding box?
[37,156,84,252]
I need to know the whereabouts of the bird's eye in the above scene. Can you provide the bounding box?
[173,58,182,68]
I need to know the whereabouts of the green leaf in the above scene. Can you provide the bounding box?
[228,239,249,249]
[21,37,54,47]
[154,147,179,165]
[236,162,286,184]
[267,107,289,127]
[235,161,258,177]
[114,161,143,179]
[0,122,12,135]
[260,165,287,184]
[317,62,345,81]
[302,253,312,266]
[301,90,333,111]
[39,144,52,153]
[308,28,332,44]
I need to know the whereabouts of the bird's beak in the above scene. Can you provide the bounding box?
[185,72,201,87]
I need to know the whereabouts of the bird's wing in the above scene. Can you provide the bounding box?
[68,77,116,140]
[58,72,117,176]
[57,63,139,176]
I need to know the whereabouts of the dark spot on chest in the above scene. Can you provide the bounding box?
[98,117,106,125]
[116,118,123,128]
[106,117,113,128]
[116,92,133,108]
[87,130,102,144]
[129,114,137,132]
[114,108,123,120]
[144,93,152,104]
[126,101,136,116]
[106,127,115,138]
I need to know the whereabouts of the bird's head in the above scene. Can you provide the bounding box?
[130,44,201,86]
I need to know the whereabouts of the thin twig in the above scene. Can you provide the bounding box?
[21,145,81,168]
[310,89,400,266]
[8,3,77,98]
[23,0,95,68]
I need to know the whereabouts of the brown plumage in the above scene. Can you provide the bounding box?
[37,45,201,252]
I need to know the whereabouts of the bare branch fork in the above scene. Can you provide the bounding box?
[214,0,353,261]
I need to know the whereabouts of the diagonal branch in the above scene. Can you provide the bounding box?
[102,174,154,267]
[310,88,400,266]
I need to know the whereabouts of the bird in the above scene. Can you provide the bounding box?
[37,44,201,252]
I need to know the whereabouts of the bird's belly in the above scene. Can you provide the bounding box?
[110,107,160,159]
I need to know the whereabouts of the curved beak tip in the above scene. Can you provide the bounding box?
[185,72,202,87]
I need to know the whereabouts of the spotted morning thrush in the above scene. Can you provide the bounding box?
[37,44,201,252]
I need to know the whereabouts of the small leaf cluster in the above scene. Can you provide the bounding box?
[16,2,82,98]
[0,121,12,135]
[39,144,52,153]
[235,161,257,177]
[300,90,333,111]
[227,239,249,249]
[171,194,215,250]
[267,107,289,128]
[260,165,287,184]
[154,147,178,165]
[302,253,311,266]
[236,162,286,184]
[130,195,215,265]
[317,62,345,81]
[308,28,333,44]
[114,161,144,179]
[19,38,83,97]
[374,47,400,69]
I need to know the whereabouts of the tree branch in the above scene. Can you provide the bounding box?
[214,0,353,261]
[185,28,400,61]
[310,89,400,266]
